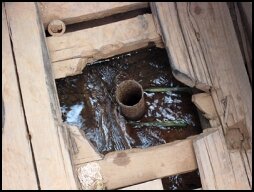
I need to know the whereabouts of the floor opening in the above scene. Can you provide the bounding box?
[56,46,203,189]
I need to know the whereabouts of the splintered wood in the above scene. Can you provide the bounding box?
[47,14,162,79]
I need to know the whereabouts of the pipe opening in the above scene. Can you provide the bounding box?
[116,80,145,120]
[118,83,143,106]
[123,90,142,106]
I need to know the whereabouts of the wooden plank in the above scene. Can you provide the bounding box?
[192,93,217,120]
[230,2,252,82]
[150,3,162,36]
[238,2,252,41]
[150,2,212,90]
[247,150,252,173]
[5,2,77,189]
[119,179,163,190]
[229,151,251,189]
[2,4,38,189]
[39,2,149,28]
[96,136,197,189]
[68,125,103,165]
[241,149,252,187]
[152,2,252,144]
[193,129,251,189]
[47,14,162,79]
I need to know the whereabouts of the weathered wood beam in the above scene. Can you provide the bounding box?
[47,14,162,79]
[151,2,252,144]
[39,2,149,28]
[193,129,251,189]
[78,136,197,189]
[2,4,38,189]
[5,2,77,189]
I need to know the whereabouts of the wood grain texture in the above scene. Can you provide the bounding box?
[151,2,213,90]
[39,2,149,28]
[2,4,38,189]
[192,93,217,120]
[97,136,197,189]
[193,129,250,189]
[47,14,162,79]
[68,125,103,165]
[5,2,77,189]
[152,2,252,144]
[241,149,252,188]
[230,2,252,82]
[238,2,252,41]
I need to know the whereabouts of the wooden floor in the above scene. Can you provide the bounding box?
[151,2,252,189]
[2,2,252,190]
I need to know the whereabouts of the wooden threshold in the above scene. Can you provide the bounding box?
[68,124,199,190]
[76,136,197,190]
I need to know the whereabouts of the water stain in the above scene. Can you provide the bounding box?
[113,152,130,166]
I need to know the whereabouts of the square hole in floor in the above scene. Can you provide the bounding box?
[56,46,203,189]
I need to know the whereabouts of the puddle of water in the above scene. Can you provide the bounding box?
[162,170,202,190]
[56,46,202,154]
[56,46,203,190]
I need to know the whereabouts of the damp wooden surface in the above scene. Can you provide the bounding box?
[4,2,77,189]
[193,129,250,189]
[2,5,38,189]
[39,2,149,28]
[97,136,197,189]
[47,14,162,79]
